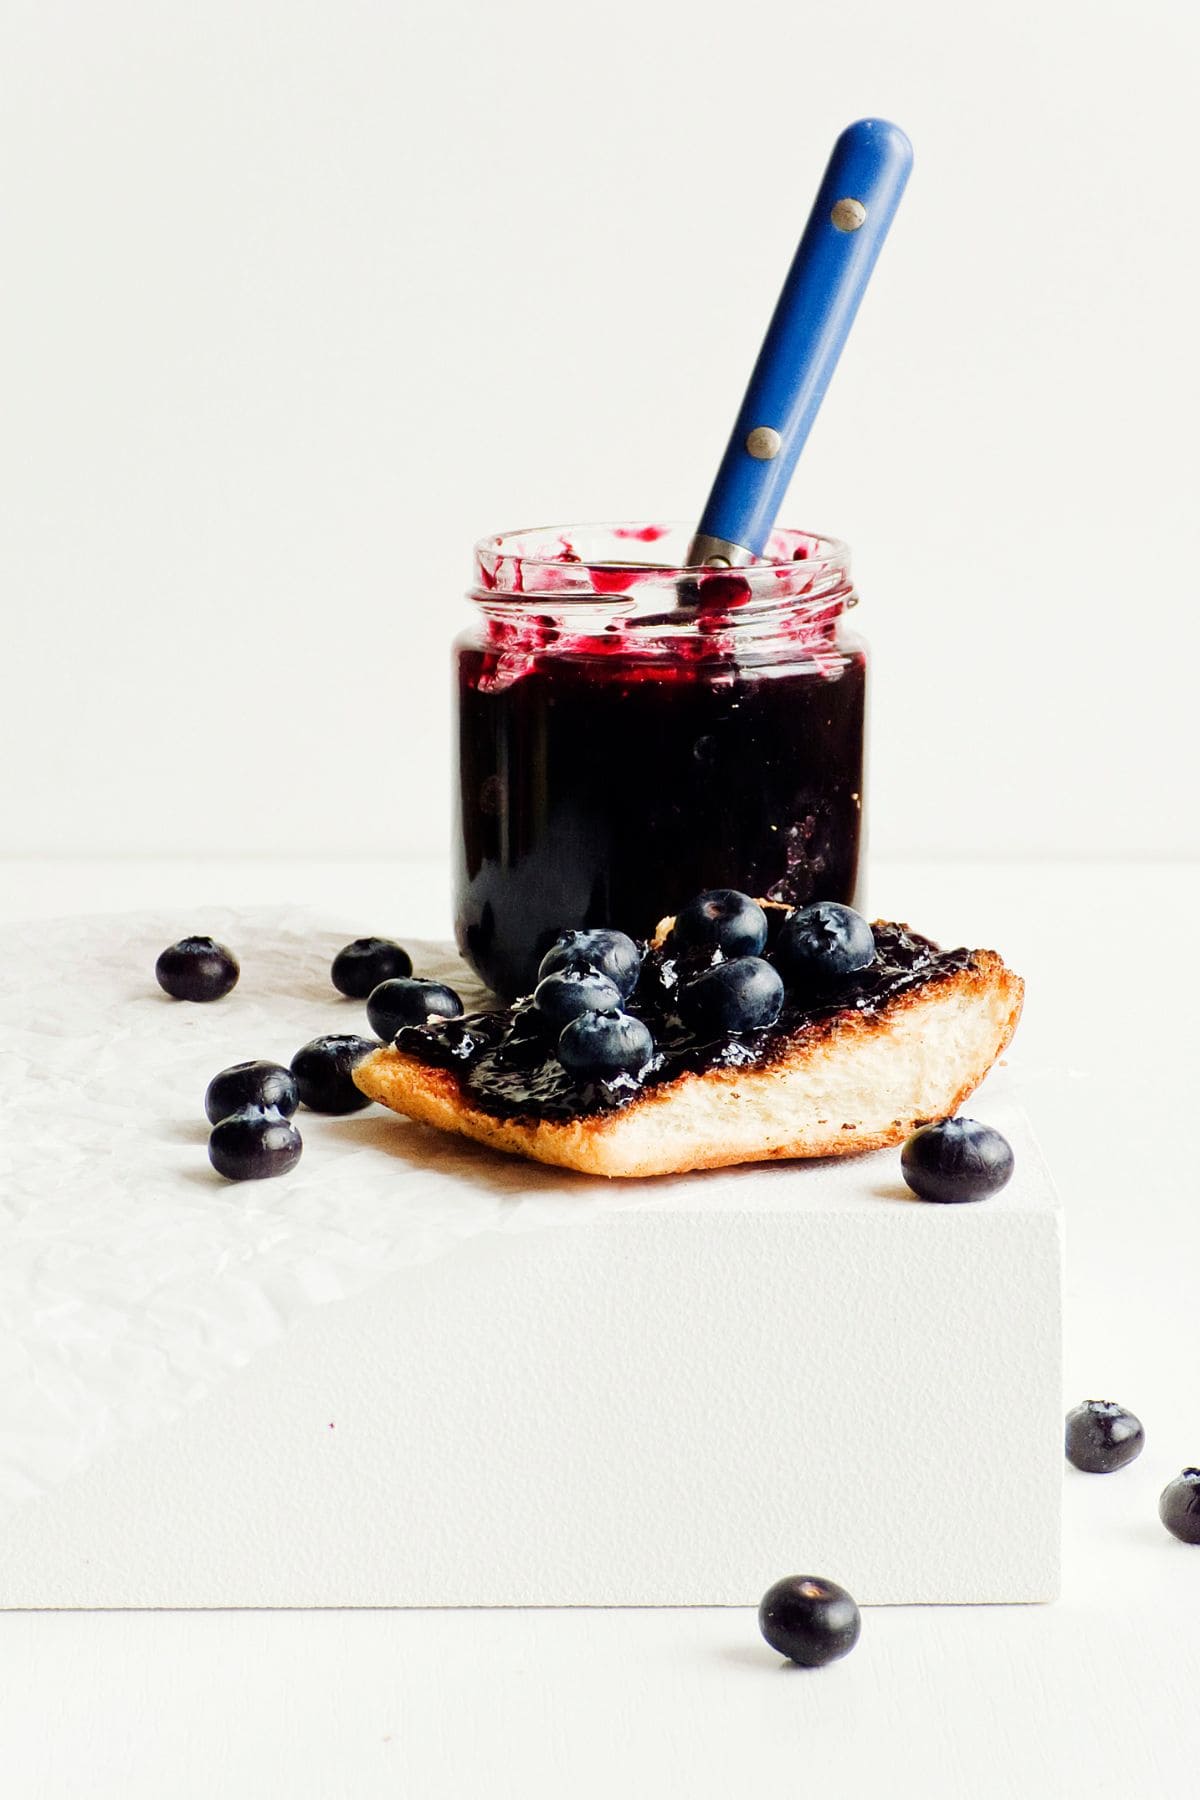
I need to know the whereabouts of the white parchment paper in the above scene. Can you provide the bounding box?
[0,907,648,1517]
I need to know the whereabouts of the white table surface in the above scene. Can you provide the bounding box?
[1,854,1197,1800]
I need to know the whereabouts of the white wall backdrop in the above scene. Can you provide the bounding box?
[1,0,1197,861]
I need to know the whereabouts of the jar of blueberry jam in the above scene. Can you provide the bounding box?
[454,522,866,998]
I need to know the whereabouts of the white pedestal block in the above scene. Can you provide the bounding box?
[0,910,1061,1608]
[1,1151,1061,1608]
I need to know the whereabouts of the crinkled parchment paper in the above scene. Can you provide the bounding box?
[0,908,649,1517]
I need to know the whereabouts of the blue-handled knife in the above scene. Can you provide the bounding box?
[687,118,913,568]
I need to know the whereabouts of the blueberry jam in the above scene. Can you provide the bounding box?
[454,524,866,999]
[395,915,972,1124]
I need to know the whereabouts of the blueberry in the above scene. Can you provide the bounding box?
[557,1009,654,1081]
[290,1034,376,1113]
[366,978,464,1041]
[208,1108,303,1181]
[1159,1469,1200,1544]
[678,956,784,1036]
[204,1059,298,1126]
[331,937,413,999]
[671,889,768,959]
[900,1118,1015,1204]
[155,936,239,1002]
[533,968,623,1028]
[537,929,642,999]
[1065,1400,1145,1474]
[758,1575,861,1668]
[774,901,875,989]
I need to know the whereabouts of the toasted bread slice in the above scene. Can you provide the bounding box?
[353,925,1024,1180]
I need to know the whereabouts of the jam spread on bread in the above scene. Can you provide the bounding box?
[394,918,972,1123]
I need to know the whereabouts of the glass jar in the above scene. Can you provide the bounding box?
[454,521,866,998]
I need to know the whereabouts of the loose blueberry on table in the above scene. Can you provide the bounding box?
[900,1118,1015,1204]
[758,1574,861,1667]
[671,888,769,959]
[204,1059,298,1126]
[291,1034,377,1114]
[1064,1400,1144,1474]
[1159,1469,1200,1544]
[208,1107,303,1182]
[538,928,642,999]
[366,978,464,1043]
[331,937,413,999]
[155,936,240,1003]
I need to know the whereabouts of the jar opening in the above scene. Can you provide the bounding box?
[466,522,857,683]
[473,520,851,615]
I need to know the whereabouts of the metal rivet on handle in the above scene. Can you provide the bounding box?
[831,197,867,232]
[745,426,782,461]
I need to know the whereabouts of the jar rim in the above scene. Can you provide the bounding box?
[472,520,850,601]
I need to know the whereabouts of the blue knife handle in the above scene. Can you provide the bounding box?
[689,118,913,564]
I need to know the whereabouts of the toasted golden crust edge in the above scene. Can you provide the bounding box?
[353,950,1024,1180]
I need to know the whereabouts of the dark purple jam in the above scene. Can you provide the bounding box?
[454,628,866,999]
[395,920,973,1124]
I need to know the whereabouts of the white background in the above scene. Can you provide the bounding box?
[4,4,1200,1794]
[2,0,1198,862]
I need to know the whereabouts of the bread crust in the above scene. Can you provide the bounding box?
[353,946,1024,1180]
